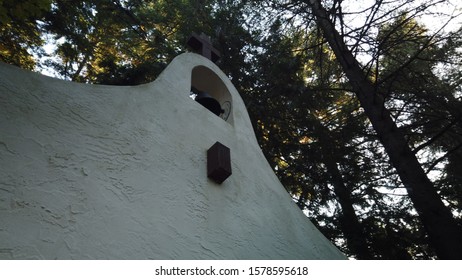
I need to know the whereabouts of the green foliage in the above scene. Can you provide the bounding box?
[0,0,51,69]
[40,0,216,83]
[0,0,51,24]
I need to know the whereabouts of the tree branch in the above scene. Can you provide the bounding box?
[412,118,460,154]
[425,142,462,174]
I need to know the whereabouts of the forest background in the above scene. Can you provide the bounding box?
[1,0,461,259]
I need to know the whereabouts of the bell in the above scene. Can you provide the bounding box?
[194,90,224,116]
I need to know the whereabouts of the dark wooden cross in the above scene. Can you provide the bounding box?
[187,32,220,63]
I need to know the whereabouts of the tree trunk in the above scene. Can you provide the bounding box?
[306,0,462,259]
[324,154,373,259]
[315,121,373,259]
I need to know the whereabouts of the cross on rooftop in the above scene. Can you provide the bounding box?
[187,32,220,63]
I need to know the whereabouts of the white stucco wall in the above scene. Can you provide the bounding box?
[0,53,345,259]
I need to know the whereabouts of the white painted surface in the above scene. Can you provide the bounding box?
[0,53,345,259]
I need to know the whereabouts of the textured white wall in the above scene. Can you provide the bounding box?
[0,53,345,259]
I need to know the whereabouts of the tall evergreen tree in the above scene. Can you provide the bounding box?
[300,0,462,259]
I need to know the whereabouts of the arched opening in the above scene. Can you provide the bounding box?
[191,65,233,124]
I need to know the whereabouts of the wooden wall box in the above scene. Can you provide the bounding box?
[207,142,231,184]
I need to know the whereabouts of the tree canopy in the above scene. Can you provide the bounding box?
[1,0,461,259]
